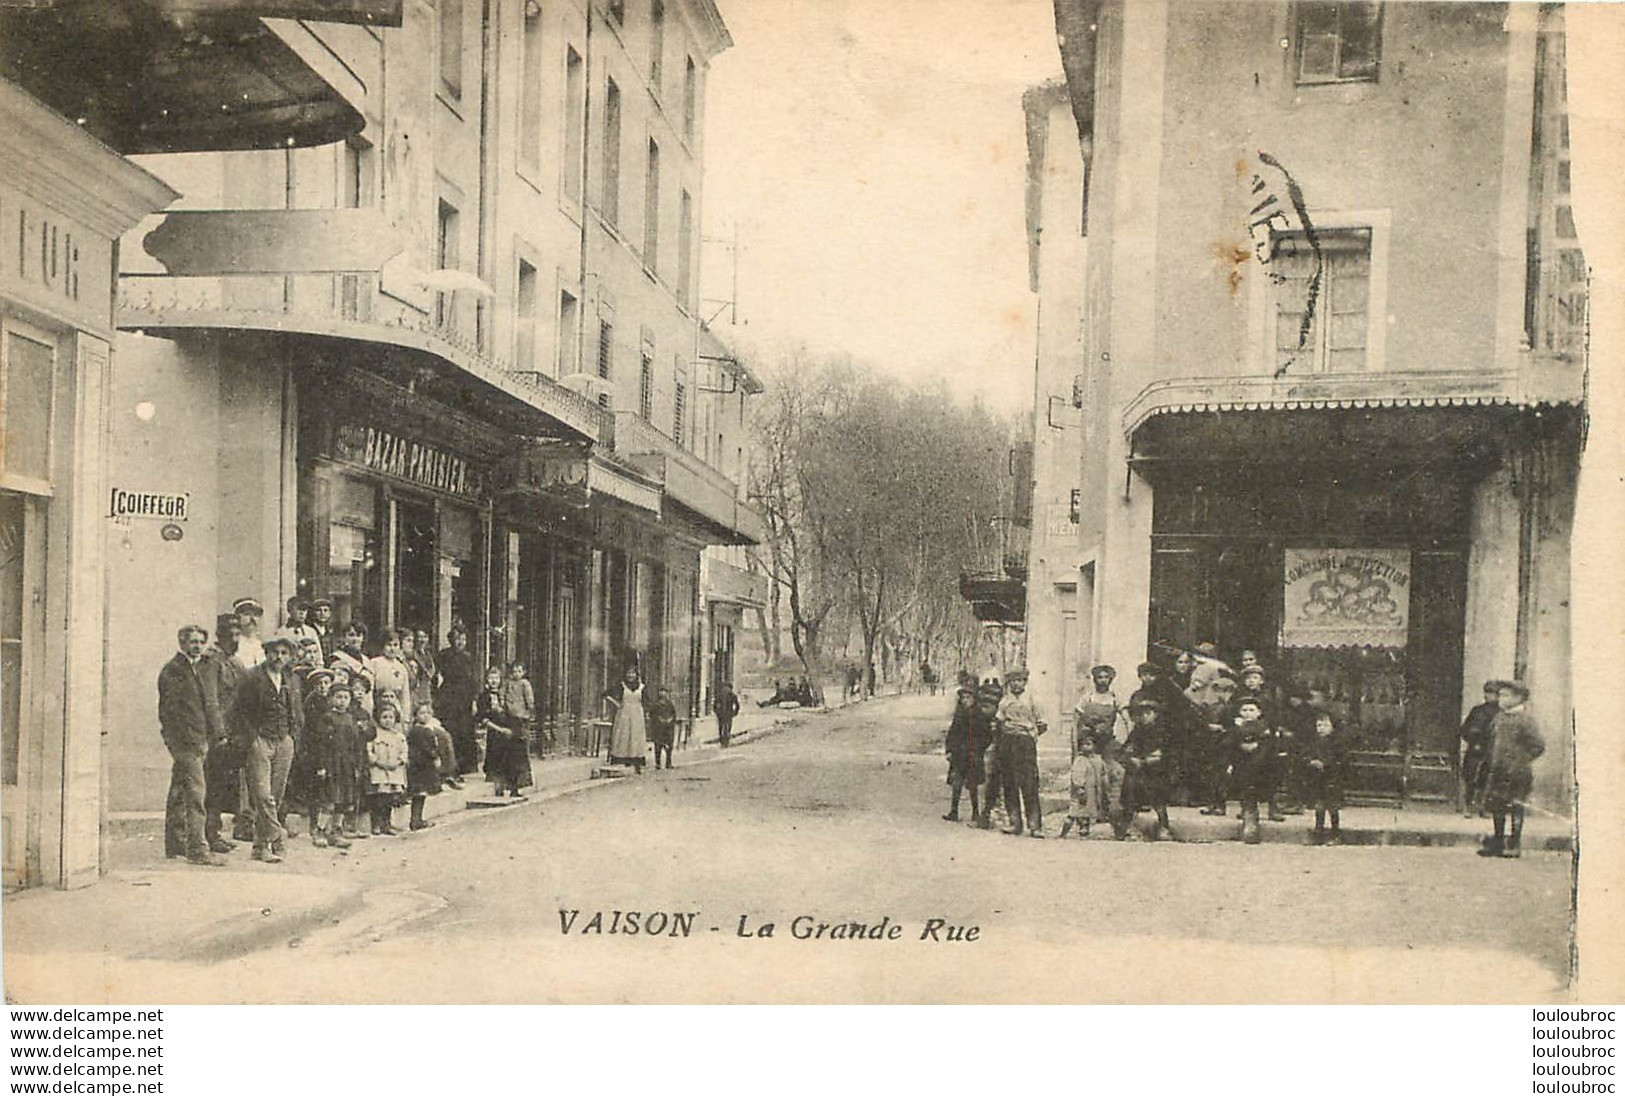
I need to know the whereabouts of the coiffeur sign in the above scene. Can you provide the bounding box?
[1282,547,1411,649]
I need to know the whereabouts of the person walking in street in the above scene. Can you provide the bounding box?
[942,684,986,824]
[604,666,649,773]
[714,679,741,747]
[436,624,481,776]
[1479,680,1546,859]
[646,684,679,770]
[229,632,305,863]
[994,668,1047,838]
[1459,679,1504,816]
[1114,696,1175,841]
[157,625,227,866]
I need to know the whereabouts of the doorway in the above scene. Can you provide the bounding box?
[392,498,437,634]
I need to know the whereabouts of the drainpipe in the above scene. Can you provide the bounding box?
[577,0,595,398]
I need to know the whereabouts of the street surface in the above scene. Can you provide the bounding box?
[5,695,1572,1003]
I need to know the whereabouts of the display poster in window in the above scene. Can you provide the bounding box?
[1281,547,1410,649]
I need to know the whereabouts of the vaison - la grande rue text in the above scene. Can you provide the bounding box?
[557,909,981,942]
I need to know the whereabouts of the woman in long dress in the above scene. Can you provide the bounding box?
[604,667,648,773]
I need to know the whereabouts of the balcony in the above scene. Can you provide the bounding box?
[702,555,770,609]
[958,518,1029,625]
[610,411,765,545]
[120,213,608,445]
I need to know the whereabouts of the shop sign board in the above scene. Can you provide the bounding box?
[1281,547,1410,649]
[331,423,485,500]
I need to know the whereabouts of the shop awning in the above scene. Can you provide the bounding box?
[1,0,371,153]
[1124,366,1585,475]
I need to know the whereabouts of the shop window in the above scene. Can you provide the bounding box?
[1271,227,1371,374]
[2,325,55,492]
[1295,1,1383,85]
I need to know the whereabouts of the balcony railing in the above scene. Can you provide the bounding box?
[611,410,765,544]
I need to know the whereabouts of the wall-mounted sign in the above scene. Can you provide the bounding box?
[331,424,485,500]
[1044,504,1078,540]
[109,489,189,521]
[1282,547,1411,649]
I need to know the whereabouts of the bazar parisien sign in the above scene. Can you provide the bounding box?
[1282,548,1411,649]
[332,423,484,500]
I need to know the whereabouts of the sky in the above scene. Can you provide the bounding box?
[699,0,1065,413]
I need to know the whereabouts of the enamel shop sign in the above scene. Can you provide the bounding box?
[1281,548,1410,649]
[109,489,190,522]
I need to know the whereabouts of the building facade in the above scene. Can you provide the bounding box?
[102,0,759,813]
[1049,0,1584,806]
[1,1,379,888]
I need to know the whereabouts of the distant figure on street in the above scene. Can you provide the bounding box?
[646,685,678,770]
[1459,679,1504,816]
[157,624,226,866]
[604,666,648,773]
[1478,681,1546,860]
[713,680,741,747]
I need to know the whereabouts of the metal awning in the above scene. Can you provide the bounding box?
[1,1,380,153]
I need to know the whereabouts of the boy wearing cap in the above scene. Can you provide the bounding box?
[1459,680,1504,816]
[1479,681,1546,859]
[975,681,1006,828]
[943,684,986,823]
[231,597,266,669]
[1114,696,1175,841]
[995,670,1047,838]
[1225,696,1274,844]
[229,632,305,863]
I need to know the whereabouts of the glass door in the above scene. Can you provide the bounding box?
[0,491,40,890]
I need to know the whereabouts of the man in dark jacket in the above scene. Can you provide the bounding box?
[1115,697,1175,841]
[713,680,742,747]
[157,625,226,866]
[199,613,245,853]
[230,632,305,863]
[1458,679,1504,816]
[1479,680,1546,859]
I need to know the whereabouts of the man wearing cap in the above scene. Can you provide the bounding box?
[995,669,1047,838]
[157,625,226,866]
[1458,679,1504,816]
[229,632,305,863]
[1479,681,1546,859]
[307,598,337,661]
[231,597,266,670]
[943,683,987,823]
[975,680,1007,828]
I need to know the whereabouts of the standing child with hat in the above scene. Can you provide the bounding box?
[365,699,408,836]
[304,679,359,849]
[1478,681,1545,859]
[943,684,986,824]
[1114,696,1175,841]
[994,669,1047,838]
[1225,696,1274,844]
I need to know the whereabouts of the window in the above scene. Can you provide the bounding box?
[435,199,460,332]
[602,78,622,226]
[677,190,693,308]
[649,0,665,89]
[2,325,55,491]
[1295,1,1382,85]
[644,138,661,269]
[1271,228,1371,373]
[682,57,697,142]
[606,0,625,27]
[439,0,464,99]
[564,47,585,202]
[519,1,544,172]
[339,139,372,319]
[515,259,538,369]
[640,350,654,421]
[674,379,687,447]
[596,319,614,407]
[558,289,580,374]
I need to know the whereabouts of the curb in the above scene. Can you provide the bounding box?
[129,876,368,964]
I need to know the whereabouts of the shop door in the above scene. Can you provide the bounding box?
[392,498,437,633]
[0,492,42,890]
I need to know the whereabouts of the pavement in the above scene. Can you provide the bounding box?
[3,703,807,973]
[2,691,1575,1002]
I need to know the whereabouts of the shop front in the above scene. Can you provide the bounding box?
[297,369,496,667]
[1,84,178,889]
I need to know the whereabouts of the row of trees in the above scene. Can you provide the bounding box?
[749,350,1018,692]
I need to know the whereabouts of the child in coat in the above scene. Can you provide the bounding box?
[478,667,531,797]
[406,706,441,832]
[366,700,408,836]
[1300,711,1349,844]
[1226,696,1274,845]
[1479,680,1546,859]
